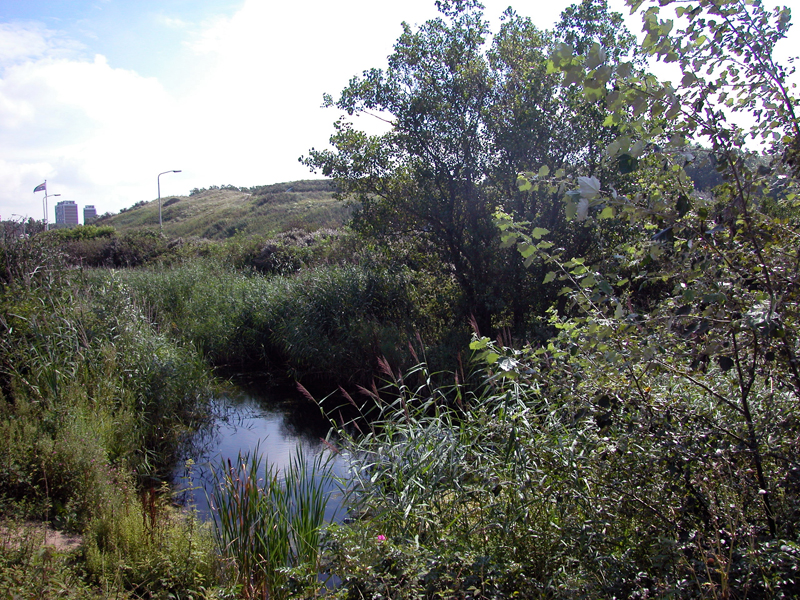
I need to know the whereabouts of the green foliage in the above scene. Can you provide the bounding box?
[326,335,800,597]
[325,359,606,597]
[0,230,63,288]
[210,446,333,599]
[484,0,800,595]
[117,259,421,384]
[84,479,217,599]
[0,233,219,595]
[304,0,639,334]
[45,224,116,242]
[245,228,343,275]
[0,524,105,599]
[1,264,213,483]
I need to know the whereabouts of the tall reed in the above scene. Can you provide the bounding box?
[116,259,420,382]
[210,444,333,599]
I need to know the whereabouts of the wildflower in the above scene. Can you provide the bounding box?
[376,535,386,542]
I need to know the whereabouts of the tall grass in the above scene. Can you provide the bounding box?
[83,477,217,599]
[0,234,218,596]
[1,266,213,487]
[328,360,568,595]
[117,259,420,383]
[210,445,333,599]
[322,329,800,598]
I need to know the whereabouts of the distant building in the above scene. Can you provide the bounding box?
[83,205,97,224]
[55,200,79,227]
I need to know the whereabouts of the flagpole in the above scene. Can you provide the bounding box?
[43,180,48,230]
[34,180,53,230]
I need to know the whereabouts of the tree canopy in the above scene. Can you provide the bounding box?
[304,0,639,335]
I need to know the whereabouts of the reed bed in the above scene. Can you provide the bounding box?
[210,445,334,599]
[116,259,421,383]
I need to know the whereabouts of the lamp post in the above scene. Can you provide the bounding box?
[158,170,181,232]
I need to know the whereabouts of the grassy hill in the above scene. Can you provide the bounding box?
[96,179,350,239]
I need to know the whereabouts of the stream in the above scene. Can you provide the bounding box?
[174,379,350,523]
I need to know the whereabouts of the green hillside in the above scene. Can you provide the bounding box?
[96,179,350,239]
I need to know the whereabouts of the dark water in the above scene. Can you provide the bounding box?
[174,381,349,523]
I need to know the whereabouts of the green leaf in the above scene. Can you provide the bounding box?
[551,42,575,67]
[485,352,500,364]
[469,337,490,350]
[599,206,615,219]
[531,227,550,239]
[519,243,536,259]
[578,176,601,199]
[500,233,519,248]
[543,271,557,284]
[537,165,550,177]
[629,0,645,13]
[585,43,607,70]
[565,199,578,220]
[618,153,638,174]
[577,198,590,221]
[616,61,633,78]
[523,254,536,268]
[614,302,624,319]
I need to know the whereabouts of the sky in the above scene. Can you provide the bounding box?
[0,0,798,223]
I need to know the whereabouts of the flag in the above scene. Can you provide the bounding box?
[33,182,46,193]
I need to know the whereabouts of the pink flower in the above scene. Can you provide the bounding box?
[376,535,386,542]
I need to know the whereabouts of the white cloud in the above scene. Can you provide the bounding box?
[1,0,798,222]
[159,15,190,30]
[0,25,180,219]
[0,23,52,64]
[0,22,85,66]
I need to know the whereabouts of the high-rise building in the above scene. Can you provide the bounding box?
[55,200,79,226]
[83,205,97,224]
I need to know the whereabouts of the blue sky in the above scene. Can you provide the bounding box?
[0,0,797,222]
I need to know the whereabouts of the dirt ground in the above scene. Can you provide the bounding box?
[0,521,82,552]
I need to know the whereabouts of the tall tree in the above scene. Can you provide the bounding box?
[304,0,637,335]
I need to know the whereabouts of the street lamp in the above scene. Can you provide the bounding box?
[158,170,181,232]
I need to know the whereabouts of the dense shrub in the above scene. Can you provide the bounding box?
[45,224,116,242]
[0,234,218,595]
[0,234,213,511]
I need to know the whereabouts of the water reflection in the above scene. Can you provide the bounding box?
[175,382,348,523]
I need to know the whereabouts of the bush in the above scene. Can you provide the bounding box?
[46,225,116,242]
[84,478,217,599]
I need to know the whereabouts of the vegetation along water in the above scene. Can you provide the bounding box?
[2,0,800,597]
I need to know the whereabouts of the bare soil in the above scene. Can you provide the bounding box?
[1,521,82,552]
